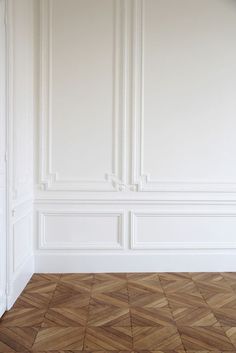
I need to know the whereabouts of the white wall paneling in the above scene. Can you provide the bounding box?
[10,0,33,202]
[39,0,129,191]
[35,0,236,273]
[38,210,124,250]
[131,0,236,192]
[131,210,236,250]
[13,211,32,272]
[6,0,34,309]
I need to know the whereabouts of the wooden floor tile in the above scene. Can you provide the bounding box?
[212,308,236,326]
[183,351,236,353]
[131,307,174,326]
[128,280,163,294]
[84,326,132,350]
[60,273,94,282]
[91,288,129,308]
[94,273,127,282]
[179,326,235,350]
[29,274,61,282]
[0,327,38,352]
[223,326,236,348]
[159,273,191,281]
[49,284,90,308]
[88,304,130,326]
[161,279,200,294]
[2,272,236,353]
[129,289,168,308]
[41,307,89,327]
[12,292,53,309]
[127,273,159,281]
[195,280,233,294]
[132,326,184,350]
[32,327,85,350]
[60,276,93,293]
[172,307,219,326]
[202,291,236,309]
[191,272,225,283]
[221,272,236,291]
[166,292,207,308]
[0,309,46,327]
[23,281,57,294]
[92,281,128,293]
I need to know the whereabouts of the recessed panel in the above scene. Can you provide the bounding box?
[132,212,236,249]
[40,211,123,249]
[13,214,31,271]
[50,0,116,180]
[142,0,236,182]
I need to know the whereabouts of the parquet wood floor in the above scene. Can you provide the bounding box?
[1,273,236,352]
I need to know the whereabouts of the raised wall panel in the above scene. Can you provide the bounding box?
[6,0,34,310]
[40,0,126,191]
[131,211,236,249]
[132,0,236,192]
[12,0,33,200]
[13,213,32,272]
[38,211,124,249]
[35,0,236,273]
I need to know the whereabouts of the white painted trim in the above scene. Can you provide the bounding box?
[37,210,125,250]
[4,0,34,311]
[7,254,34,310]
[131,0,236,193]
[34,193,236,204]
[0,0,7,317]
[35,252,236,273]
[39,0,128,192]
[130,210,236,250]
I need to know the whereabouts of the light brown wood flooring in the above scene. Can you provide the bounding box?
[1,272,236,352]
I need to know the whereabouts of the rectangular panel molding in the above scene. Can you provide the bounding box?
[34,0,236,273]
[131,210,236,250]
[39,0,127,191]
[38,210,125,250]
[131,0,236,193]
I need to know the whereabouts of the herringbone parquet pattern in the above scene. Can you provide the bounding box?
[1,273,236,352]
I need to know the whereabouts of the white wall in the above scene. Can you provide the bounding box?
[6,0,34,307]
[35,0,236,272]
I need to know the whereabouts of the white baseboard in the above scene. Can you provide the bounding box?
[35,251,236,273]
[7,254,34,310]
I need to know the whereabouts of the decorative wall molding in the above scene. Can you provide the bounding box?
[8,0,33,200]
[131,0,236,193]
[38,210,125,250]
[39,0,128,192]
[131,210,236,250]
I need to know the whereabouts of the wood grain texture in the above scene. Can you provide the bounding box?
[1,273,236,352]
[132,326,184,350]
[32,327,85,350]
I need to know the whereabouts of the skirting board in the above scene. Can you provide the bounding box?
[35,252,236,273]
[7,254,34,310]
